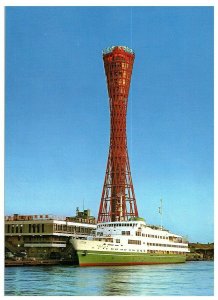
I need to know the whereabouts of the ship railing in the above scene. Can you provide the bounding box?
[70,233,91,237]
[182,238,189,243]
[146,224,169,231]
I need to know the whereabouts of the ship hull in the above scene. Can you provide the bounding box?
[76,250,186,267]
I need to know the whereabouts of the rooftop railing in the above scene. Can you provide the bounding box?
[5,214,66,221]
[102,45,134,55]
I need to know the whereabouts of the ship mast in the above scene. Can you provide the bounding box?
[158,199,163,230]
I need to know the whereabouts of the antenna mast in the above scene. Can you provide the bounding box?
[158,199,163,230]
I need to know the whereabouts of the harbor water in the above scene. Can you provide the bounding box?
[5,261,214,296]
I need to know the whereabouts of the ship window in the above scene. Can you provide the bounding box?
[136,231,141,236]
[122,231,130,236]
[128,239,141,245]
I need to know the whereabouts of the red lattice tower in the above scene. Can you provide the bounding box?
[98,46,139,223]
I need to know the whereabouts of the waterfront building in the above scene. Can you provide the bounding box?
[66,207,96,224]
[5,210,96,260]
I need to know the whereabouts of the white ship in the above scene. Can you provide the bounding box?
[71,218,189,266]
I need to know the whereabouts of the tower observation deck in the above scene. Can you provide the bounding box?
[98,46,139,223]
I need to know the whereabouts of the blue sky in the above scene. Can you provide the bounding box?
[5,6,213,243]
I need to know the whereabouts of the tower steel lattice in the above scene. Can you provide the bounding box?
[98,46,139,223]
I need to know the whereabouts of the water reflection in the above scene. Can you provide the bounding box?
[5,262,214,296]
[96,266,139,296]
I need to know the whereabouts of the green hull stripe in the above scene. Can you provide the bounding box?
[76,250,186,266]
